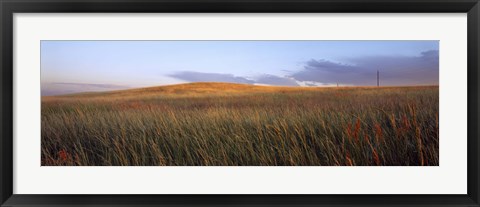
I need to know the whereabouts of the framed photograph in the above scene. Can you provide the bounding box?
[1,0,479,206]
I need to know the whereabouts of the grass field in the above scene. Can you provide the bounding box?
[41,82,439,166]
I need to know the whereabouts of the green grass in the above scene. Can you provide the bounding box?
[41,83,439,166]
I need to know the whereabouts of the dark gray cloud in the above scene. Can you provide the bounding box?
[291,50,439,86]
[290,59,369,85]
[255,74,299,86]
[169,71,299,86]
[169,71,255,84]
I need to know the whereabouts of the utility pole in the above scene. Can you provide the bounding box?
[377,70,379,87]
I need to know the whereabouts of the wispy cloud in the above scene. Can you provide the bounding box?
[42,82,130,96]
[52,82,128,89]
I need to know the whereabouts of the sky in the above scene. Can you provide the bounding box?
[41,40,439,96]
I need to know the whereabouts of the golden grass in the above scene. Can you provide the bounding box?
[41,82,439,166]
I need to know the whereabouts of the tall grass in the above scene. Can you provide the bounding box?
[41,84,439,166]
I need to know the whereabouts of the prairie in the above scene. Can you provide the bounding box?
[41,82,439,166]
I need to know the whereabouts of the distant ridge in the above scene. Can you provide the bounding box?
[49,82,438,98]
[51,82,301,97]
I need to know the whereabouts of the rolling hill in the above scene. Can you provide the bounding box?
[46,82,434,99]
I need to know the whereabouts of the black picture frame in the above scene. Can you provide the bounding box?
[1,0,479,206]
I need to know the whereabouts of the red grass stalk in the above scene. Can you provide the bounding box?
[364,132,370,144]
[353,118,361,143]
[59,149,68,161]
[345,151,354,166]
[346,123,352,138]
[374,123,383,143]
[372,149,381,165]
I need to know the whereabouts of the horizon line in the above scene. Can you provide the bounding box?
[41,81,440,97]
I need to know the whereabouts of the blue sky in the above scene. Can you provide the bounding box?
[41,40,439,96]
